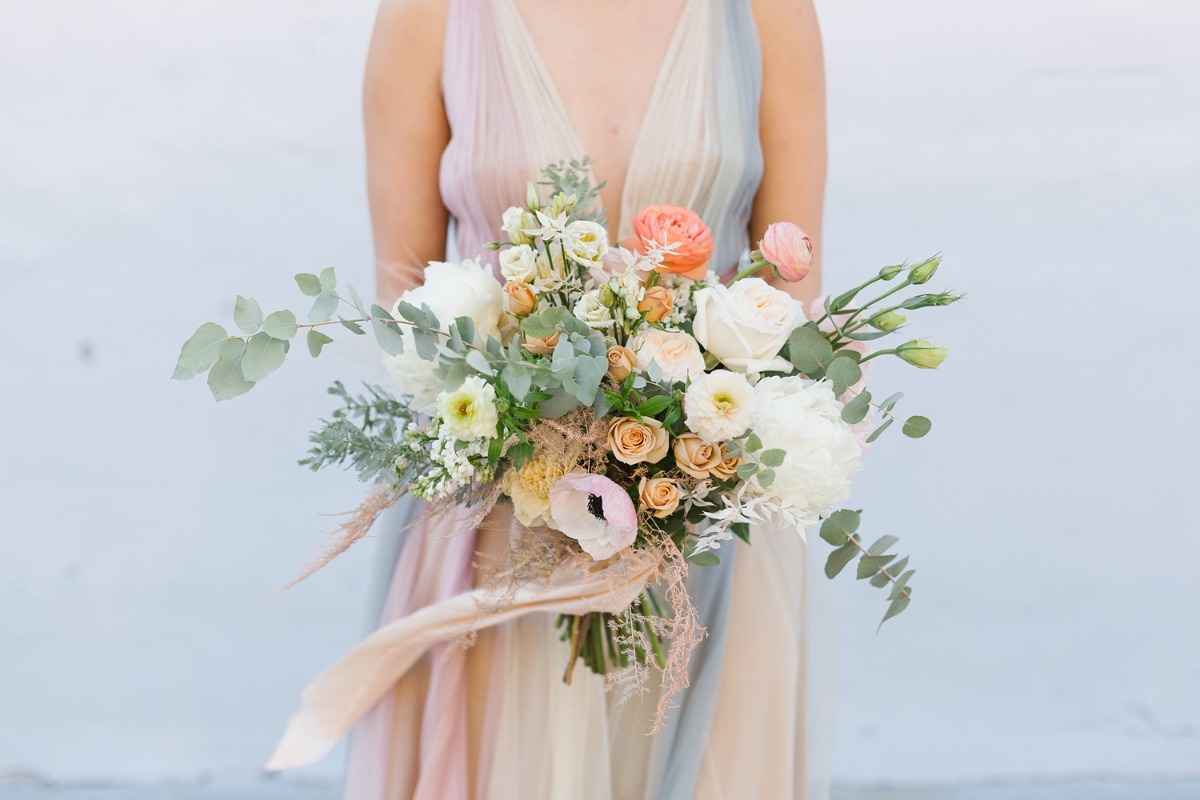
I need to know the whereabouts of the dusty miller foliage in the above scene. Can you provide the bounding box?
[300,381,415,485]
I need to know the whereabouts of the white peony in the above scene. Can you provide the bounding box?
[382,258,504,413]
[683,369,756,442]
[436,375,499,441]
[751,376,863,528]
[629,328,705,384]
[573,290,615,330]
[500,244,539,284]
[562,220,609,268]
[692,278,806,375]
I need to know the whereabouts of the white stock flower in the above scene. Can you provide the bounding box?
[573,290,615,330]
[629,328,705,384]
[751,376,863,529]
[436,375,499,441]
[683,369,756,442]
[692,279,806,375]
[500,244,539,284]
[562,220,609,268]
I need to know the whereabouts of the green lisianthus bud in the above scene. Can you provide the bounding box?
[930,292,962,306]
[896,339,948,369]
[869,311,907,331]
[598,284,617,307]
[909,256,941,285]
[879,264,904,280]
[526,181,540,211]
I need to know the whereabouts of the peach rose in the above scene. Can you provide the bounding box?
[522,330,560,355]
[623,204,714,281]
[638,476,681,518]
[608,416,670,465]
[673,433,723,480]
[709,444,742,482]
[504,280,537,317]
[606,345,637,383]
[637,285,674,322]
[758,222,813,283]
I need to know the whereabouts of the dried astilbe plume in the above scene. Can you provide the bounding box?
[474,516,577,614]
[649,536,704,732]
[528,406,611,475]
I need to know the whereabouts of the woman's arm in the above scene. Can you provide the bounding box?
[363,0,452,307]
[749,0,827,306]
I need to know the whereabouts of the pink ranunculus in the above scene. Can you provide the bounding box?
[759,222,813,282]
[548,473,638,561]
[622,204,714,281]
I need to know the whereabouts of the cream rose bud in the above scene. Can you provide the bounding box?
[628,328,705,384]
[500,244,539,284]
[692,279,806,375]
[608,416,670,465]
[638,285,673,322]
[503,280,537,317]
[673,433,723,479]
[639,476,681,518]
[573,290,616,330]
[605,345,637,382]
[562,220,609,269]
[436,375,499,441]
[709,444,741,481]
[683,369,756,443]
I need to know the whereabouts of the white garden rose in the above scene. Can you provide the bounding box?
[562,220,609,269]
[629,328,705,384]
[436,375,499,441]
[692,278,806,375]
[573,290,615,330]
[683,369,756,442]
[751,376,863,528]
[499,244,539,285]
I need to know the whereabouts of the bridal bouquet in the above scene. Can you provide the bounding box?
[175,160,958,689]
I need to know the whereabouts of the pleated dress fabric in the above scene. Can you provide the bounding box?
[332,0,830,796]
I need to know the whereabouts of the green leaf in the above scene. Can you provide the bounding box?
[347,283,368,316]
[819,509,861,546]
[787,326,834,374]
[878,595,911,630]
[868,535,900,556]
[735,462,758,480]
[889,569,915,600]
[173,322,228,380]
[370,305,406,356]
[241,332,287,381]
[295,273,322,297]
[465,349,495,376]
[635,395,674,417]
[826,356,862,395]
[307,329,334,357]
[731,522,750,544]
[318,267,337,291]
[887,556,910,579]
[879,391,904,412]
[503,365,533,402]
[508,441,535,469]
[234,295,263,334]
[687,550,720,567]
[759,448,786,468]
[339,317,366,335]
[865,417,894,444]
[856,553,897,580]
[744,432,763,452]
[207,339,256,401]
[902,415,932,438]
[262,309,298,340]
[309,292,338,324]
[825,539,859,578]
[870,570,892,588]
[757,468,775,488]
[841,390,872,424]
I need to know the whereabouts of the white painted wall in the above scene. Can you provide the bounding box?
[1,0,1197,790]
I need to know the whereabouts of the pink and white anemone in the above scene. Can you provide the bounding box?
[548,473,639,561]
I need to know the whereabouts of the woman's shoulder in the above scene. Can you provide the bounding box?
[367,0,453,72]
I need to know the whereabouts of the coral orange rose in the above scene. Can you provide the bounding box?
[623,204,714,281]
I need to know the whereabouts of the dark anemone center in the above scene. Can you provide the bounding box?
[586,493,605,521]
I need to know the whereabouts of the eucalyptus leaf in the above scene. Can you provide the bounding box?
[868,535,900,556]
[757,468,775,488]
[262,310,298,340]
[902,415,933,438]
[319,267,337,291]
[347,283,368,317]
[865,417,894,444]
[309,292,338,324]
[295,273,322,297]
[207,339,256,401]
[879,392,904,412]
[173,322,228,380]
[744,432,763,452]
[686,550,720,567]
[241,332,287,381]
[307,329,334,357]
[878,595,911,630]
[841,391,872,424]
[819,509,861,545]
[731,522,750,544]
[788,326,834,374]
[234,296,263,334]
[504,366,533,402]
[759,448,785,467]
[735,462,758,480]
[370,305,406,356]
[413,328,439,360]
[869,571,892,588]
[856,553,897,580]
[465,349,495,376]
[826,356,862,395]
[339,317,366,335]
[889,570,915,600]
[825,539,859,579]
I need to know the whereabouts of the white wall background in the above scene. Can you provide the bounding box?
[2,0,1198,791]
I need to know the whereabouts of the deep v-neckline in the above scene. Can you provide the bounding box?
[499,0,696,235]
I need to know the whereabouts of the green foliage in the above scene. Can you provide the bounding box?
[173,322,228,380]
[902,415,932,438]
[263,310,298,340]
[300,382,415,484]
[787,325,834,374]
[307,329,333,357]
[207,338,255,401]
[819,510,915,630]
[242,332,286,381]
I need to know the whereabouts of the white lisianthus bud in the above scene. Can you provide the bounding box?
[573,290,616,330]
[869,310,906,331]
[561,220,609,269]
[501,206,532,245]
[896,339,948,369]
[908,256,941,285]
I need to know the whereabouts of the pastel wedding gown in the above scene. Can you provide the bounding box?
[266,0,834,796]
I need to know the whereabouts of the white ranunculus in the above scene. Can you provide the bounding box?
[573,290,615,330]
[751,376,863,528]
[499,244,539,285]
[683,369,756,442]
[692,279,806,375]
[436,375,499,441]
[382,258,504,412]
[629,328,705,384]
[562,220,609,269]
